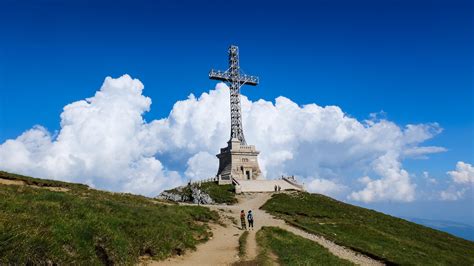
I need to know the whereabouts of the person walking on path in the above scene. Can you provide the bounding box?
[240,210,247,230]
[247,210,254,230]
[274,185,277,192]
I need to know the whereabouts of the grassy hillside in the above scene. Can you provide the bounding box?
[257,226,354,265]
[0,171,218,265]
[200,182,237,204]
[162,182,237,204]
[261,192,474,265]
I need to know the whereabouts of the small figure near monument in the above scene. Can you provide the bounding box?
[247,210,254,230]
[274,185,277,192]
[240,210,247,230]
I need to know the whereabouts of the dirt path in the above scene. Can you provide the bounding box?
[154,222,241,265]
[0,178,69,192]
[148,193,383,266]
[149,195,266,266]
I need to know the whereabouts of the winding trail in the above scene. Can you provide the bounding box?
[148,193,383,266]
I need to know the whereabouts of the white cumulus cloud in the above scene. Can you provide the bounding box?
[448,161,474,184]
[440,188,467,201]
[439,161,474,201]
[349,152,416,202]
[0,75,181,195]
[0,75,446,200]
[422,171,438,184]
[304,178,348,197]
[184,151,218,180]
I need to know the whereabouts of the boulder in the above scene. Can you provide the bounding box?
[191,186,214,205]
[157,186,191,202]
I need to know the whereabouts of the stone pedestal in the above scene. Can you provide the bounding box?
[216,138,262,184]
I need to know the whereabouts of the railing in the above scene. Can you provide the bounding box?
[282,176,304,190]
[189,177,218,186]
[232,177,240,186]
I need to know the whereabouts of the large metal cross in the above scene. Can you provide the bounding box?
[209,45,259,145]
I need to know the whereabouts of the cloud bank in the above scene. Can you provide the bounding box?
[0,75,447,200]
[0,75,181,195]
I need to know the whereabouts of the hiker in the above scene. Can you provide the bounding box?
[240,210,247,230]
[247,210,254,230]
[274,184,277,192]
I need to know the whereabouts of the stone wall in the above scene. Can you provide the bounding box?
[216,138,262,181]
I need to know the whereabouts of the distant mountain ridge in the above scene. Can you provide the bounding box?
[404,217,474,242]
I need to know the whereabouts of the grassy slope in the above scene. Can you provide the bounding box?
[238,231,249,258]
[163,182,237,204]
[0,171,218,265]
[261,192,474,265]
[200,182,237,204]
[257,226,354,266]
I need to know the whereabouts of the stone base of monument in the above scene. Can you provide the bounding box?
[214,138,305,193]
[216,138,262,182]
[233,176,304,193]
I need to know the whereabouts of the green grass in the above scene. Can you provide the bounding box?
[257,227,354,266]
[238,231,249,258]
[0,171,88,190]
[261,192,474,265]
[254,228,274,266]
[200,182,237,204]
[162,182,237,204]
[0,171,218,265]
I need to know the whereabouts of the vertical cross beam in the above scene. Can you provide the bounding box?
[209,45,259,145]
[228,46,246,144]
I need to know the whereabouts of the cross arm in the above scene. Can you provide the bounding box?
[209,69,259,86]
[238,74,259,86]
[209,69,231,82]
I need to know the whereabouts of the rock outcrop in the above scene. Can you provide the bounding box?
[191,186,214,205]
[158,184,214,204]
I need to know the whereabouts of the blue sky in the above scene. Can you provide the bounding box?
[0,1,473,229]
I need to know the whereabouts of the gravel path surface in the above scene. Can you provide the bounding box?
[148,192,384,266]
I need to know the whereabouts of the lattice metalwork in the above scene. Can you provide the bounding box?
[209,45,259,145]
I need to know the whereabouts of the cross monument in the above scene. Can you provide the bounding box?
[209,45,262,184]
